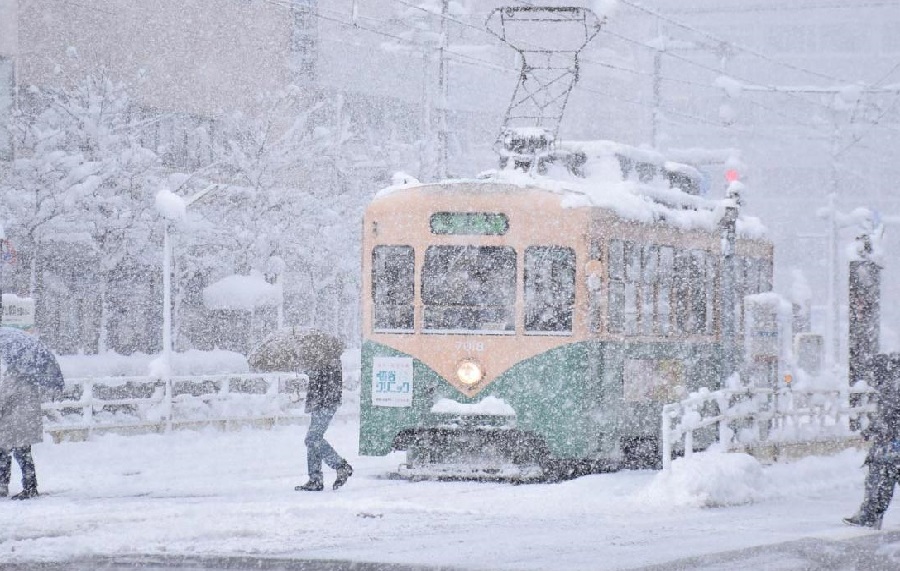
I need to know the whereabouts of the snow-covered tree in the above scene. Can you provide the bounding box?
[173,86,368,347]
[3,69,162,353]
[2,68,420,354]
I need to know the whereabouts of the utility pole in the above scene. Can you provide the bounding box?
[289,0,319,83]
[0,222,5,324]
[825,188,840,371]
[720,181,741,380]
[648,28,731,150]
[436,0,449,180]
[650,19,663,149]
[416,0,450,182]
[651,47,662,149]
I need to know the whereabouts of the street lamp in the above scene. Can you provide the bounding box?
[154,185,220,377]
[0,221,5,322]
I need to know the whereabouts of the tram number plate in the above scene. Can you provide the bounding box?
[372,357,414,407]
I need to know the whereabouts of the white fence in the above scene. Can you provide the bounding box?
[661,385,878,470]
[41,373,359,441]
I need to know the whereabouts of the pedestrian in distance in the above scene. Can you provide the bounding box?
[844,352,900,529]
[295,330,353,492]
[0,327,65,500]
[0,365,42,498]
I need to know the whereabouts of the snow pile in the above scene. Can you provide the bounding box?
[642,446,867,510]
[58,349,250,378]
[431,396,516,416]
[154,188,186,220]
[391,171,420,186]
[592,0,619,18]
[202,271,283,311]
[374,146,767,240]
[642,450,767,508]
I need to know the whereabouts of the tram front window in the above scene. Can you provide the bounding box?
[422,246,516,332]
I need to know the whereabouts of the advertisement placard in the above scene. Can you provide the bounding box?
[372,356,413,407]
[1,294,35,331]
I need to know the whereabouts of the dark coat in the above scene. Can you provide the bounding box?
[305,361,343,413]
[0,374,44,448]
[865,353,900,463]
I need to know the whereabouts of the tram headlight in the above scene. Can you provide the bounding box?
[457,360,483,386]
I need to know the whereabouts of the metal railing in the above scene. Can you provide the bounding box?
[661,385,878,470]
[41,373,358,439]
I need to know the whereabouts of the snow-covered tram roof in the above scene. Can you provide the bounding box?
[375,166,767,241]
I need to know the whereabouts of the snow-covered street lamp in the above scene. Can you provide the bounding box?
[154,185,220,377]
[0,221,5,322]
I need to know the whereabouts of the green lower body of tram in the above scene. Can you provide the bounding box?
[359,339,722,477]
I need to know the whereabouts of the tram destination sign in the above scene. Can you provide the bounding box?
[430,212,509,235]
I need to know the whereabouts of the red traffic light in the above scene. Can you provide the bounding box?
[725,169,740,183]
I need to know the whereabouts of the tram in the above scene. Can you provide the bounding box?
[358,141,773,478]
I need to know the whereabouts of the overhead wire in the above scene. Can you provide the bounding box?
[668,1,900,14]
[318,5,771,135]
[614,0,900,143]
[837,59,900,155]
[262,0,900,165]
[617,0,859,85]
[404,0,860,135]
[509,0,900,140]
[411,0,851,136]
[418,1,900,174]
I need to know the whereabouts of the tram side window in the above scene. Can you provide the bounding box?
[673,249,690,334]
[736,257,773,333]
[607,239,640,334]
[761,259,773,292]
[372,246,415,331]
[635,162,657,183]
[657,246,674,336]
[624,241,641,335]
[525,246,576,333]
[673,249,708,335]
[588,239,605,333]
[422,246,516,332]
[607,240,624,332]
[641,245,659,336]
[705,254,717,334]
[750,257,772,293]
[736,257,754,334]
[688,250,708,334]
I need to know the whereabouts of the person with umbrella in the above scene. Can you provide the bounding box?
[0,327,64,499]
[843,353,900,528]
[294,330,353,492]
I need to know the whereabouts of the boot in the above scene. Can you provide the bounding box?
[295,478,324,492]
[11,487,38,500]
[843,513,883,530]
[333,462,353,490]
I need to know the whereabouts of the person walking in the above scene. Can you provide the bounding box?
[295,331,353,492]
[844,353,900,529]
[0,357,45,499]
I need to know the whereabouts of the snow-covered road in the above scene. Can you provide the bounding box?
[2,418,900,570]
